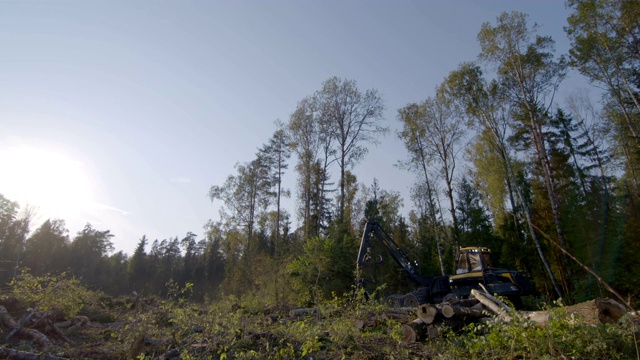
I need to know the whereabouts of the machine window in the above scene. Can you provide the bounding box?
[456,253,469,274]
[469,253,482,271]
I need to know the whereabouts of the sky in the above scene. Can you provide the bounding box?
[0,0,590,255]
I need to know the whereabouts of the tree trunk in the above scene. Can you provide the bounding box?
[400,319,428,344]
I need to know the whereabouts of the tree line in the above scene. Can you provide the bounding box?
[1,2,639,307]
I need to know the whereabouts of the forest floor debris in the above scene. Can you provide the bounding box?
[0,289,638,359]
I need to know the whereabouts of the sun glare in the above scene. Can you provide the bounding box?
[0,145,95,218]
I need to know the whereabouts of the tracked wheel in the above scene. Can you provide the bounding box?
[403,294,419,307]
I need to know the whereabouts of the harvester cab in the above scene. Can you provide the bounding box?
[448,246,534,306]
[454,247,493,274]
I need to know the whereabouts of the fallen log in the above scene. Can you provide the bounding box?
[566,298,627,325]
[447,298,480,307]
[441,304,490,319]
[0,306,52,348]
[477,284,514,314]
[3,307,37,343]
[470,289,512,321]
[42,320,75,346]
[520,311,551,326]
[0,346,67,360]
[417,304,438,324]
[400,319,428,344]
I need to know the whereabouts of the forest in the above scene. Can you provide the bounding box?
[1,1,640,358]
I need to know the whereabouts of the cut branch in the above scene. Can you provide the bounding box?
[0,347,66,360]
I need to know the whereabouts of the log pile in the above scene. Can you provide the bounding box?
[398,289,631,344]
[400,297,489,344]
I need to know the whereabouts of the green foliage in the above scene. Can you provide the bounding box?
[286,236,334,305]
[1,271,99,318]
[447,306,638,359]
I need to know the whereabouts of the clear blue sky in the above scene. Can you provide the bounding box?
[0,0,586,255]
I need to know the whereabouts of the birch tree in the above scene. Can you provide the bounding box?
[316,77,387,223]
[478,11,570,295]
[289,96,334,238]
[397,103,447,275]
[442,62,563,298]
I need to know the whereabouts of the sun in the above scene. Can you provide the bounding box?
[0,145,95,219]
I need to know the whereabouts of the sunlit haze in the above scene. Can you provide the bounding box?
[0,144,94,217]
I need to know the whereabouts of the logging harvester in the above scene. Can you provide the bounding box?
[356,221,534,307]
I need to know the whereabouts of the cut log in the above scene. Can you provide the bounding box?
[416,304,438,324]
[447,298,480,307]
[595,298,627,324]
[477,285,513,313]
[470,289,512,321]
[566,298,627,325]
[440,304,490,319]
[400,319,428,344]
[427,324,440,338]
[520,311,551,326]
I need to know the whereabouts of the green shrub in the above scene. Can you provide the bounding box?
[1,271,99,318]
[446,306,638,359]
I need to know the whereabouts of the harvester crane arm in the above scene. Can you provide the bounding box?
[356,221,427,286]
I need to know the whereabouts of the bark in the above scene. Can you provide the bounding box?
[440,304,490,319]
[0,347,66,360]
[447,298,481,307]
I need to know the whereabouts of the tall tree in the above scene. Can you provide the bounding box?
[397,103,447,275]
[443,62,563,298]
[128,236,149,292]
[478,11,570,295]
[204,223,226,292]
[69,224,114,286]
[0,195,24,283]
[209,158,271,256]
[566,0,640,152]
[257,120,292,255]
[423,88,466,240]
[289,96,334,238]
[315,77,387,223]
[24,219,70,276]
